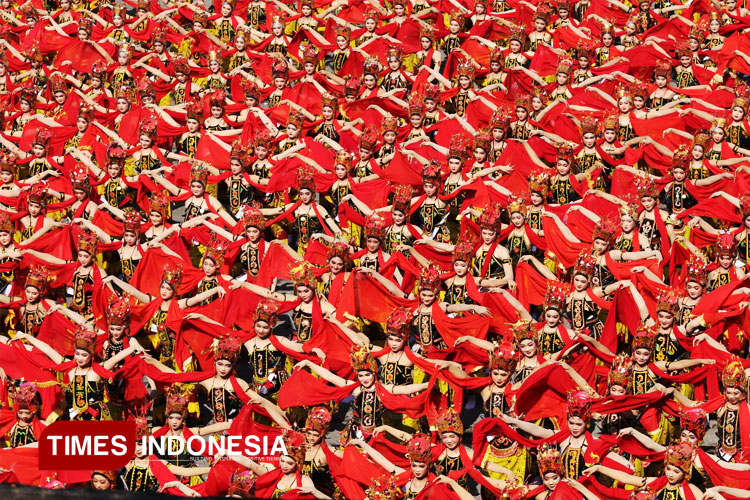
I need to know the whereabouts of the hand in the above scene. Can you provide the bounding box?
[454,336,468,346]
[617,427,634,437]
[313,348,326,363]
[229,281,243,290]
[216,286,226,299]
[356,266,374,275]
[693,333,710,346]
[183,312,202,320]
[582,464,600,476]
[507,280,517,292]
[294,360,310,370]
[471,305,492,317]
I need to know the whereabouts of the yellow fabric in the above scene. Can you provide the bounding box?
[482,445,530,481]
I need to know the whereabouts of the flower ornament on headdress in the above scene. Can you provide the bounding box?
[608,355,633,388]
[350,345,378,372]
[511,318,537,345]
[28,181,48,208]
[474,128,492,152]
[253,299,280,327]
[25,266,51,292]
[722,357,747,391]
[716,230,737,259]
[654,58,672,79]
[241,203,266,230]
[366,475,400,500]
[422,161,442,185]
[359,126,379,151]
[70,165,91,193]
[107,294,131,327]
[592,217,618,245]
[74,326,97,354]
[186,101,203,123]
[507,194,527,216]
[230,140,249,167]
[139,118,158,140]
[49,73,68,95]
[418,264,442,293]
[203,233,228,267]
[435,407,463,435]
[479,205,502,232]
[456,58,475,80]
[489,343,518,372]
[508,23,526,44]
[364,213,387,241]
[692,129,711,151]
[733,83,750,113]
[297,163,316,192]
[149,190,170,217]
[685,255,708,287]
[491,107,511,131]
[121,207,141,235]
[305,406,331,434]
[0,211,14,234]
[573,248,597,279]
[344,76,361,97]
[335,150,354,171]
[664,441,695,479]
[448,134,471,162]
[327,239,350,264]
[515,94,531,112]
[528,171,550,197]
[33,128,53,149]
[452,236,475,264]
[165,388,188,416]
[363,57,381,77]
[556,55,574,75]
[386,306,412,340]
[406,433,432,463]
[161,264,183,291]
[12,382,39,413]
[78,230,99,256]
[409,93,426,118]
[213,335,242,363]
[567,389,592,420]
[392,184,413,214]
[679,407,707,441]
[632,322,657,351]
[538,444,563,476]
[544,282,567,312]
[289,261,317,289]
[227,470,256,498]
[190,163,209,186]
[137,76,155,98]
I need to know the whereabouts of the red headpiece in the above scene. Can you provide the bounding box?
[664,442,694,478]
[305,406,331,433]
[289,261,317,288]
[680,407,707,440]
[685,255,708,287]
[406,433,432,463]
[107,295,131,327]
[386,306,412,340]
[573,248,597,279]
[214,335,242,363]
[161,265,183,291]
[350,345,378,372]
[538,444,563,476]
[366,475,400,500]
[567,389,592,420]
[25,266,50,292]
[716,230,737,258]
[165,388,188,416]
[435,407,463,434]
[544,282,567,312]
[12,383,38,412]
[632,322,657,351]
[608,355,632,389]
[365,213,387,240]
[592,217,618,244]
[489,343,518,372]
[392,184,412,214]
[242,203,266,230]
[418,264,442,293]
[74,326,97,353]
[722,358,747,391]
[78,230,99,256]
[227,470,256,498]
[254,299,279,326]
